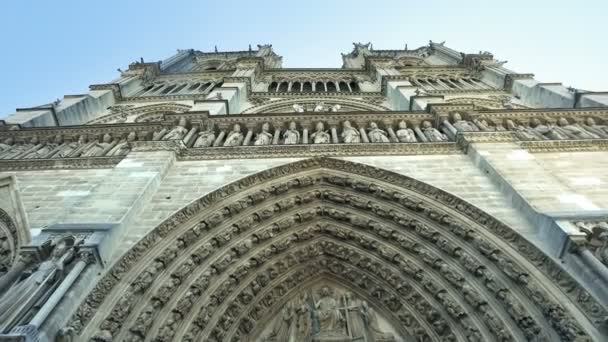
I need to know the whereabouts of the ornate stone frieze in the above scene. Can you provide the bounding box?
[87,103,192,125]
[62,158,604,342]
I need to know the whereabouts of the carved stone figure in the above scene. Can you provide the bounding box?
[0,238,75,332]
[292,104,305,113]
[314,102,326,112]
[315,286,344,334]
[530,118,571,140]
[368,122,390,143]
[451,112,479,132]
[107,132,136,156]
[223,124,244,147]
[341,120,360,143]
[254,122,273,146]
[269,302,295,341]
[53,135,87,158]
[555,117,600,139]
[82,134,113,157]
[330,104,342,112]
[505,119,544,140]
[283,121,300,144]
[311,122,331,144]
[0,138,14,152]
[1,137,38,159]
[395,120,417,142]
[422,121,447,141]
[162,118,188,140]
[193,124,216,147]
[582,117,608,138]
[23,135,60,159]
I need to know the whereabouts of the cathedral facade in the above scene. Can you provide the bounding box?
[0,42,607,341]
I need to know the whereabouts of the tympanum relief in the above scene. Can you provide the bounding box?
[258,285,397,342]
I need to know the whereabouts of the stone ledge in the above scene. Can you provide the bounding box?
[0,156,124,171]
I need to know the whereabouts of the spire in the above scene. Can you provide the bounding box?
[214,45,218,53]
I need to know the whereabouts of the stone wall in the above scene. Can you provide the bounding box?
[5,150,608,263]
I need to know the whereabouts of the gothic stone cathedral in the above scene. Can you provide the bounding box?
[0,42,607,342]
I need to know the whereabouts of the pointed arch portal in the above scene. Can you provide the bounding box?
[66,158,605,342]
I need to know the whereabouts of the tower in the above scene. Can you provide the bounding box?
[0,42,607,341]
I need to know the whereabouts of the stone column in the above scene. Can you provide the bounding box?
[442,119,458,136]
[384,122,398,142]
[330,124,339,144]
[213,130,226,147]
[357,123,370,143]
[414,126,428,142]
[302,122,310,144]
[272,126,281,145]
[0,255,34,294]
[242,125,254,146]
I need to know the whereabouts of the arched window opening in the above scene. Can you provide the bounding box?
[302,82,313,92]
[326,82,337,92]
[339,81,349,92]
[291,82,301,92]
[161,84,177,94]
[198,83,211,93]
[170,83,188,94]
[278,82,289,92]
[445,79,458,88]
[349,81,360,92]
[188,83,201,92]
[315,82,325,92]
[269,82,278,92]
[149,84,165,94]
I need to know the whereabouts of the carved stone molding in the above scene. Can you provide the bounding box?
[63,158,604,342]
[0,156,124,171]
[180,142,459,160]
[87,103,193,125]
[519,139,608,153]
[243,96,389,114]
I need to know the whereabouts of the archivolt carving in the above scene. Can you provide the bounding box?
[243,97,389,114]
[64,158,604,341]
[0,209,19,277]
[87,103,192,124]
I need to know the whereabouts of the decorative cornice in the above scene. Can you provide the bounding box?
[179,142,460,160]
[0,156,124,171]
[519,139,608,153]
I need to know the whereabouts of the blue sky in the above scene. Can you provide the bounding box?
[1,0,606,116]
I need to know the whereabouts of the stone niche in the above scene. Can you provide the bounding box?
[255,282,400,342]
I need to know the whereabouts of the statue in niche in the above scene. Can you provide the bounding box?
[193,123,216,148]
[53,135,87,158]
[330,104,342,112]
[0,138,14,152]
[422,120,448,142]
[314,286,344,335]
[577,221,608,267]
[162,118,188,140]
[311,122,331,144]
[314,102,326,112]
[555,117,601,139]
[0,237,76,332]
[295,293,312,341]
[0,137,39,160]
[23,135,62,159]
[505,119,544,140]
[395,121,417,142]
[451,112,479,132]
[293,104,305,113]
[254,122,273,146]
[582,117,608,138]
[283,121,300,145]
[341,120,360,144]
[82,134,113,157]
[223,123,244,147]
[367,122,390,143]
[343,292,366,339]
[107,132,137,156]
[268,302,295,341]
[530,118,571,140]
